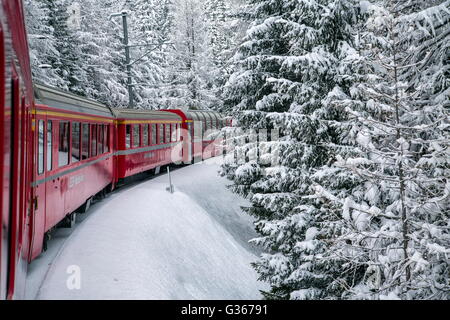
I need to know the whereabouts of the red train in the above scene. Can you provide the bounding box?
[0,0,228,299]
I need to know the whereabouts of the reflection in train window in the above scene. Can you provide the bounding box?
[91,124,97,157]
[98,124,104,154]
[151,124,157,145]
[38,120,44,175]
[159,124,164,144]
[47,120,52,171]
[104,125,109,153]
[126,125,131,149]
[165,124,170,143]
[72,122,80,162]
[133,125,140,148]
[59,121,70,167]
[143,125,149,146]
[82,123,89,160]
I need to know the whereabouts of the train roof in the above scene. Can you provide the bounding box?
[185,110,222,122]
[114,108,183,121]
[34,83,115,118]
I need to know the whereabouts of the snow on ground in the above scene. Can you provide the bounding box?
[27,157,268,300]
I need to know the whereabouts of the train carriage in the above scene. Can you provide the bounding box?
[1,0,232,300]
[163,109,225,163]
[0,0,34,299]
[30,83,116,260]
[115,109,184,180]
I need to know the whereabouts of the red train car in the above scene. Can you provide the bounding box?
[1,0,231,300]
[30,83,116,259]
[0,0,34,299]
[164,110,225,163]
[114,109,184,179]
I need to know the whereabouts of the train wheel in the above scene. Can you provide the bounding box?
[42,233,51,252]
[77,197,92,214]
[60,212,77,228]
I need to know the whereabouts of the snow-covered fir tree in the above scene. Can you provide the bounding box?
[130,0,175,109]
[205,0,247,111]
[162,0,216,110]
[222,0,364,300]
[42,0,87,94]
[24,0,64,88]
[314,0,450,299]
[76,0,129,106]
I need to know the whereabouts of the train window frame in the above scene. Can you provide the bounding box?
[58,121,70,168]
[38,120,45,175]
[171,124,177,142]
[151,124,157,145]
[91,124,97,157]
[71,122,80,163]
[47,120,53,171]
[143,124,149,146]
[126,124,131,149]
[81,123,90,160]
[159,124,164,144]
[104,125,109,153]
[98,124,104,155]
[165,124,170,143]
[133,124,140,148]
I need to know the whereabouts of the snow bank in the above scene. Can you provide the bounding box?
[35,158,267,299]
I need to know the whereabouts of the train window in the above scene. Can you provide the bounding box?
[151,124,157,145]
[91,124,97,157]
[187,123,192,140]
[133,125,140,148]
[38,120,44,175]
[194,121,202,140]
[47,120,53,171]
[98,124,104,154]
[165,124,170,143]
[143,125,149,146]
[126,125,131,149]
[172,124,177,142]
[59,121,70,167]
[72,122,80,163]
[159,124,164,144]
[82,123,89,160]
[104,125,109,153]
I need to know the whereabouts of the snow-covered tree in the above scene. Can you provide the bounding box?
[161,0,216,110]
[24,0,71,89]
[76,0,129,106]
[315,0,450,299]
[42,0,87,94]
[130,0,175,109]
[222,0,363,300]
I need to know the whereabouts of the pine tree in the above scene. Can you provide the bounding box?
[75,0,129,106]
[163,0,216,110]
[132,0,175,109]
[24,0,68,88]
[315,0,450,299]
[222,0,365,299]
[43,0,86,94]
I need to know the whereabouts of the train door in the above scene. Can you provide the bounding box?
[30,114,47,259]
[5,66,29,299]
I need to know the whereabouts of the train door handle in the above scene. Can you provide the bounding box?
[34,196,38,210]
